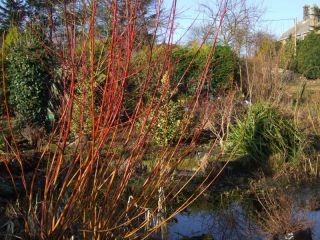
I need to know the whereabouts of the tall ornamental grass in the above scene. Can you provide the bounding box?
[226,103,304,168]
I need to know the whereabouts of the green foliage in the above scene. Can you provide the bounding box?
[152,95,199,146]
[170,44,236,95]
[226,103,304,169]
[173,44,237,95]
[124,45,166,115]
[71,41,108,136]
[142,72,198,146]
[129,44,236,102]
[255,34,276,57]
[170,46,197,95]
[71,94,94,136]
[279,38,296,70]
[153,99,184,146]
[0,27,21,116]
[209,45,236,93]
[296,32,320,79]
[4,26,19,49]
[150,72,182,146]
[6,28,53,127]
[70,80,102,136]
[127,44,236,133]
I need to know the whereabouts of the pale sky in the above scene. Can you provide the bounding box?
[162,0,319,43]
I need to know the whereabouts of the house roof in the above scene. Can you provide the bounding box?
[279,19,311,40]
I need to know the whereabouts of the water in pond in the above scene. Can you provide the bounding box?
[168,205,320,240]
[167,186,320,240]
[168,203,264,240]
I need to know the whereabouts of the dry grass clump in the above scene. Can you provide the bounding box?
[254,189,312,239]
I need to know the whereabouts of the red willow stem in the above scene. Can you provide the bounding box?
[0,0,233,238]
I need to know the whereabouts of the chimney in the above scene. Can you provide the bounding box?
[303,5,310,21]
[314,5,320,26]
[309,5,320,29]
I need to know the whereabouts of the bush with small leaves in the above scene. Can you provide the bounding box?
[153,99,184,146]
[6,28,54,128]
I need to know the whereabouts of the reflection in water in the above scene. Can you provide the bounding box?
[307,210,320,238]
[168,203,320,240]
[168,204,263,240]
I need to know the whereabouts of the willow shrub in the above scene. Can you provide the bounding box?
[226,103,304,170]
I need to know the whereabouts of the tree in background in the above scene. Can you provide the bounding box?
[190,0,263,94]
[26,0,78,42]
[26,0,55,40]
[191,0,263,56]
[101,0,160,46]
[252,32,278,58]
[0,0,26,32]
[239,32,283,102]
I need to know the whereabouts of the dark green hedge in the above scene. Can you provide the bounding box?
[209,45,236,93]
[296,32,320,79]
[129,44,237,98]
[170,44,237,95]
[123,44,237,120]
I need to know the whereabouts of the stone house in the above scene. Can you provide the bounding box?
[280,4,320,42]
